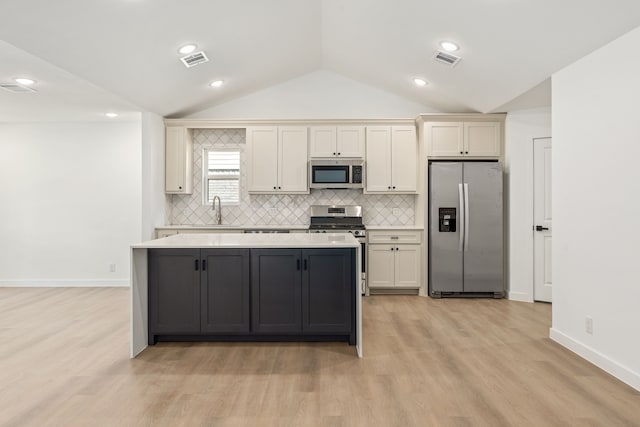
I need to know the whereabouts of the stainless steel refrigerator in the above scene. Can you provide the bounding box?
[429,161,503,298]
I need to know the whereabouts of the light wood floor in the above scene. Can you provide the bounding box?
[0,288,638,427]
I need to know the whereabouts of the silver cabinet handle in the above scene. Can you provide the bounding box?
[464,183,470,251]
[458,183,464,252]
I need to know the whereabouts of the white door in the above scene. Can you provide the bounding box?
[165,127,186,192]
[365,127,392,192]
[367,245,395,288]
[390,126,417,192]
[534,137,552,302]
[247,127,278,192]
[278,127,308,193]
[336,126,365,158]
[425,122,464,157]
[394,245,420,288]
[464,122,501,157]
[309,127,336,158]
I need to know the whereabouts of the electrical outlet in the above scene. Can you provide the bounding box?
[269,207,278,216]
[585,316,593,335]
[392,208,401,216]
[109,263,116,273]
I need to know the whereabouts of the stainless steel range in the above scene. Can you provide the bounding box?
[309,205,366,294]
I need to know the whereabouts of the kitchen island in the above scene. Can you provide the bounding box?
[131,233,362,357]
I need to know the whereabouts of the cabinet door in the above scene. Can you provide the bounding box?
[201,249,250,334]
[251,249,302,333]
[302,249,353,334]
[247,127,279,192]
[391,126,417,192]
[278,127,309,193]
[394,245,420,288]
[365,126,392,192]
[426,122,464,157]
[309,127,337,158]
[336,126,365,158]
[165,127,192,193]
[464,122,501,157]
[367,245,395,288]
[148,249,200,335]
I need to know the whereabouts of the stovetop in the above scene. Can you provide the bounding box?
[308,223,366,230]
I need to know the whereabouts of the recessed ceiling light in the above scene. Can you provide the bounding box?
[15,78,35,86]
[105,113,118,118]
[209,80,224,88]
[413,78,428,87]
[440,41,459,52]
[178,44,197,55]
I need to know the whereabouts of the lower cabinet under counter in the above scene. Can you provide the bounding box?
[148,248,356,345]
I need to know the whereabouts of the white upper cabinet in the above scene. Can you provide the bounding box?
[464,122,501,156]
[309,126,365,158]
[365,125,417,193]
[247,126,308,194]
[165,127,193,194]
[247,127,279,192]
[426,121,501,158]
[278,127,309,192]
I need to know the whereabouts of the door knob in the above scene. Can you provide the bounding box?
[535,225,549,231]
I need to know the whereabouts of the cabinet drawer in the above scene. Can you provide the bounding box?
[367,230,422,244]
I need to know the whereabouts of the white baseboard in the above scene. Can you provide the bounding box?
[0,279,130,287]
[507,291,533,302]
[550,328,640,391]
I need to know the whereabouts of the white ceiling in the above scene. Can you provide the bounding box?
[1,0,640,121]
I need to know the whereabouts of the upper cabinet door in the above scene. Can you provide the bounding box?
[426,122,464,157]
[165,127,193,194]
[391,126,417,192]
[247,127,279,192]
[309,127,337,158]
[365,126,392,192]
[278,127,309,193]
[336,126,365,158]
[464,122,501,157]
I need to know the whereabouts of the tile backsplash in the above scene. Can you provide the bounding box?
[169,129,415,226]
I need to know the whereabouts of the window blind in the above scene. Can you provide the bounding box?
[206,150,240,204]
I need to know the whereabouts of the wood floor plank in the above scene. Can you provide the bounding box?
[0,288,639,426]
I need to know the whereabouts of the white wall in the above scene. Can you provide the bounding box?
[186,70,439,119]
[551,26,640,390]
[504,107,551,302]
[0,121,142,286]
[141,112,167,241]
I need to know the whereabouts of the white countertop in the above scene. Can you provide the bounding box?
[133,232,361,249]
[366,225,424,230]
[157,224,423,231]
[156,224,308,230]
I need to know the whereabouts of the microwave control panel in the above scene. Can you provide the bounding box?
[352,166,363,183]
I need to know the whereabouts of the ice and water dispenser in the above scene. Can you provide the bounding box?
[438,208,456,232]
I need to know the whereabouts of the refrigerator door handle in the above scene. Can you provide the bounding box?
[458,183,465,252]
[464,183,470,251]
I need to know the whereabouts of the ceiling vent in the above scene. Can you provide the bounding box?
[180,51,209,68]
[433,50,461,67]
[0,83,37,93]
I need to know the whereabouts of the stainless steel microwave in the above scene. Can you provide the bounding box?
[309,160,364,189]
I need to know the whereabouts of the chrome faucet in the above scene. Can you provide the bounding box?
[212,195,222,225]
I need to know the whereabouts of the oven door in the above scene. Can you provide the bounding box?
[310,165,350,188]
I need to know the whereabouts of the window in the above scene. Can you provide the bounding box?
[204,149,240,204]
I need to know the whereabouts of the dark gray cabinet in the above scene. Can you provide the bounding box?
[251,248,354,336]
[201,249,250,334]
[149,247,355,344]
[251,249,303,333]
[149,248,250,342]
[148,249,201,335]
[302,249,352,334]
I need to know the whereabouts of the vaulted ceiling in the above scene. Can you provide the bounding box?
[1,0,640,121]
